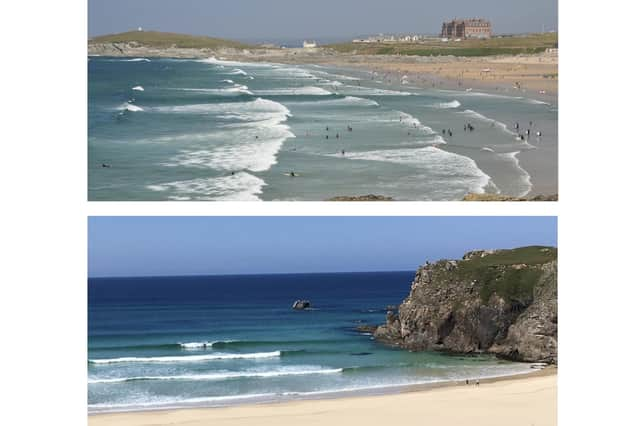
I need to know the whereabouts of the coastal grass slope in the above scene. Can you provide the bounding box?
[89,31,254,50]
[327,32,558,57]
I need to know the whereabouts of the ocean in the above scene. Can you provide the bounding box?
[88,56,557,201]
[88,272,535,413]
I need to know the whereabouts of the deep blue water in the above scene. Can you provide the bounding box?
[88,272,532,412]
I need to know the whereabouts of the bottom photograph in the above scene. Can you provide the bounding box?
[88,216,557,426]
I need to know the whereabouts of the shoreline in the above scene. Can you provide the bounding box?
[89,367,556,425]
[89,365,555,416]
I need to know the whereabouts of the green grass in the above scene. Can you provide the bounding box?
[455,246,557,304]
[89,31,254,50]
[327,32,557,57]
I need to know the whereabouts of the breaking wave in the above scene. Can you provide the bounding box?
[89,351,281,365]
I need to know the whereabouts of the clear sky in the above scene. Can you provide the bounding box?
[88,0,557,41]
[88,217,557,277]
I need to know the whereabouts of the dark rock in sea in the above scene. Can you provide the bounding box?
[350,352,373,356]
[355,325,378,334]
[292,300,312,310]
[374,246,558,364]
[463,193,558,202]
[327,194,394,201]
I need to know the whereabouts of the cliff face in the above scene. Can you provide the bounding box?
[375,246,557,364]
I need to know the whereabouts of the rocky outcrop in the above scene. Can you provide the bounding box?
[292,300,311,310]
[463,193,558,201]
[374,246,557,364]
[327,195,394,201]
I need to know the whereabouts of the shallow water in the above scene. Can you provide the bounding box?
[88,57,557,200]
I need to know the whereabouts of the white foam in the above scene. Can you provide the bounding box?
[497,151,532,197]
[286,96,379,107]
[221,79,235,84]
[431,100,461,109]
[131,86,144,92]
[151,98,290,117]
[228,68,248,76]
[481,147,495,152]
[154,98,293,173]
[179,340,236,349]
[89,350,281,364]
[124,58,150,62]
[397,112,436,134]
[254,87,333,96]
[176,85,253,95]
[147,172,266,201]
[339,85,413,96]
[337,146,491,195]
[459,109,518,137]
[88,367,342,384]
[119,103,143,112]
[89,393,278,412]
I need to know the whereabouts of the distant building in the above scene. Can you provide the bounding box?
[303,40,317,48]
[441,19,492,39]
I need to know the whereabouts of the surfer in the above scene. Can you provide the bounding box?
[515,122,520,130]
[536,131,542,137]
[289,171,296,177]
[442,129,446,135]
[326,135,329,140]
[101,163,111,168]
[341,149,345,155]
[326,126,329,131]
[448,129,453,137]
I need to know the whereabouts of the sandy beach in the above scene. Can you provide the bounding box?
[89,370,557,426]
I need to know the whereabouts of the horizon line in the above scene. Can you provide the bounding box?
[88,269,416,280]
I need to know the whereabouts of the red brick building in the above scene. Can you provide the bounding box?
[441,19,492,39]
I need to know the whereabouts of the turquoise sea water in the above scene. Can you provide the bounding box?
[88,273,534,413]
[88,56,557,200]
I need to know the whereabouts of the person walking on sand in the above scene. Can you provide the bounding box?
[475,379,480,386]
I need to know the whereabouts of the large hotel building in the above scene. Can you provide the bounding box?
[441,19,492,39]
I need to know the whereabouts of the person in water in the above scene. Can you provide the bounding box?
[336,133,340,139]
[101,163,111,168]
[341,149,345,155]
[290,171,296,177]
[448,129,453,137]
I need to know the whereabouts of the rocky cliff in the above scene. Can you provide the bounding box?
[375,246,557,364]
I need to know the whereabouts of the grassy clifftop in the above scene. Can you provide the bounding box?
[327,32,558,57]
[89,31,253,50]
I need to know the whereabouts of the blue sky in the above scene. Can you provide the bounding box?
[88,217,557,277]
[88,0,557,41]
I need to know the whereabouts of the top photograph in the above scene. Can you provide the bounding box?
[88,0,558,202]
